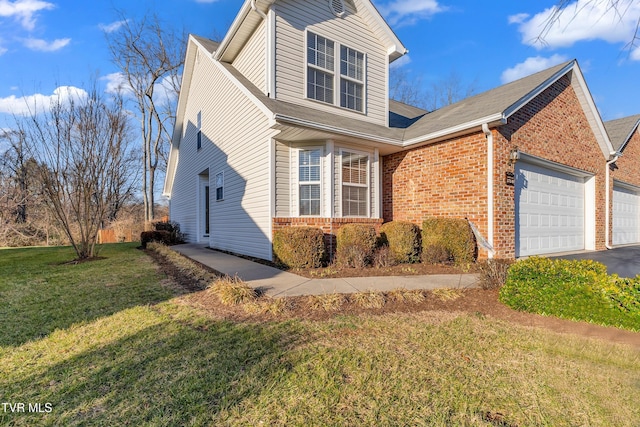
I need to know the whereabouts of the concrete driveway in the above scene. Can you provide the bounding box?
[552,245,640,278]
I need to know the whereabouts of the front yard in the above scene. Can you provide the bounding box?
[1,243,639,426]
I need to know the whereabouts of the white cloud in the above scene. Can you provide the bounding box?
[390,54,412,69]
[98,20,127,34]
[101,72,179,103]
[632,46,640,61]
[501,54,569,83]
[508,13,529,25]
[513,0,640,54]
[101,72,129,94]
[0,86,88,115]
[376,0,447,27]
[0,0,55,31]
[23,37,70,51]
[0,45,6,55]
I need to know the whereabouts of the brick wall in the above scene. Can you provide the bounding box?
[610,126,640,243]
[382,75,607,259]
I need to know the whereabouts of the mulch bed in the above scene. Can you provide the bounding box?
[148,248,640,349]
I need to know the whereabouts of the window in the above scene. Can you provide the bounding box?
[215,172,224,201]
[307,33,334,104]
[341,151,368,217]
[340,46,364,111]
[306,32,364,112]
[299,149,321,216]
[196,111,202,150]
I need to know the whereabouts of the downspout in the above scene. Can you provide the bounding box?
[482,123,495,259]
[605,151,622,249]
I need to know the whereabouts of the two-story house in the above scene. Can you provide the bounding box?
[164,0,624,261]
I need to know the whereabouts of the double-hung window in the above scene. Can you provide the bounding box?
[341,151,368,217]
[340,46,364,111]
[299,149,322,216]
[307,33,334,104]
[307,31,364,112]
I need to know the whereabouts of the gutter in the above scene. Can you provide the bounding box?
[482,123,495,259]
[605,151,622,249]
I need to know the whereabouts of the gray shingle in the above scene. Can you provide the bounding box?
[605,115,640,152]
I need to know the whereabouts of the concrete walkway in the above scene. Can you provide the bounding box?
[171,243,480,297]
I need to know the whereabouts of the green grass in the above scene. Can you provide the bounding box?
[1,244,640,426]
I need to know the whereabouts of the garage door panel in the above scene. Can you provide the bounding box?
[516,162,585,257]
[613,185,640,245]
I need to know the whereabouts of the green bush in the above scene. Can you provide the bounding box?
[379,221,421,264]
[421,217,476,265]
[336,224,377,268]
[500,257,640,331]
[140,230,172,248]
[153,221,185,245]
[273,226,325,268]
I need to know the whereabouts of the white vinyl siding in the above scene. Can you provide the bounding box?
[275,0,387,125]
[274,141,290,217]
[232,19,267,93]
[169,47,278,260]
[613,183,640,245]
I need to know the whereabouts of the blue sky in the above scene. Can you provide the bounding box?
[0,0,639,130]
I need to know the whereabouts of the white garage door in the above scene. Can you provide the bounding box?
[613,184,640,245]
[516,161,586,257]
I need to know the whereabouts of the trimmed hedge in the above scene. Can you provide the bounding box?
[500,257,640,331]
[140,230,172,248]
[379,221,421,264]
[273,226,325,268]
[421,217,476,265]
[336,224,377,268]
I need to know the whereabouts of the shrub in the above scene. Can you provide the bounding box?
[352,289,386,309]
[422,217,476,265]
[273,226,325,268]
[335,224,377,268]
[422,244,453,264]
[373,245,396,268]
[140,230,172,248]
[477,259,514,290]
[500,257,640,331]
[379,221,421,264]
[153,221,185,245]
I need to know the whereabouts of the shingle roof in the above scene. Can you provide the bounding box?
[191,35,220,54]
[402,61,573,140]
[604,114,640,152]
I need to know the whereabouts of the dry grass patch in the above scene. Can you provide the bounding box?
[307,293,348,312]
[387,288,426,304]
[432,288,463,302]
[243,297,290,316]
[351,289,386,309]
[210,275,258,306]
[147,242,216,289]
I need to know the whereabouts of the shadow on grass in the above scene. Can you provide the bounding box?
[0,308,306,426]
[0,244,178,347]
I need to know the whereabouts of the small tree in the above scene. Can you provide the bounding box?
[16,84,135,259]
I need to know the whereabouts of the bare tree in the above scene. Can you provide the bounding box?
[15,85,136,259]
[105,11,185,223]
[541,0,640,54]
[390,68,477,111]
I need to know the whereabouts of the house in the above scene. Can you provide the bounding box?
[164,0,624,261]
[606,115,640,246]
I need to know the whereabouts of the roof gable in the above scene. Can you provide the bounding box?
[214,0,406,63]
[605,114,640,152]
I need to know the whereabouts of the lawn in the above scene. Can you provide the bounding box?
[1,244,639,426]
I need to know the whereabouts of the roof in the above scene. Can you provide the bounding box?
[604,114,640,152]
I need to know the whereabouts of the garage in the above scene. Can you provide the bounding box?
[612,183,640,245]
[515,159,594,257]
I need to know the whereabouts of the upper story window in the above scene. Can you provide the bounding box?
[306,31,365,113]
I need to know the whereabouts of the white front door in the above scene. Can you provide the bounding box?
[613,184,640,245]
[515,161,586,257]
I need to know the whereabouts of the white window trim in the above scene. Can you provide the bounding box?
[295,146,324,217]
[339,148,371,218]
[215,171,224,202]
[304,29,366,114]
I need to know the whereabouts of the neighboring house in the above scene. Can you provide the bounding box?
[164,0,626,261]
[606,115,640,246]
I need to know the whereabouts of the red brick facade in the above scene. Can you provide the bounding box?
[610,126,640,243]
[382,75,609,259]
